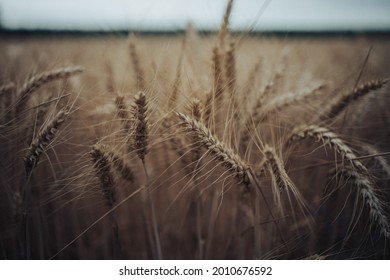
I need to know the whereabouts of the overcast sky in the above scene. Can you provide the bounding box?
[0,0,390,31]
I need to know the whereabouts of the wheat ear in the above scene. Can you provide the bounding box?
[212,46,225,103]
[105,146,134,182]
[262,145,310,218]
[90,143,123,258]
[177,112,250,185]
[15,66,82,115]
[333,167,390,238]
[320,78,388,120]
[288,125,368,174]
[132,91,162,259]
[129,41,145,91]
[90,144,117,207]
[24,109,68,176]
[218,0,234,48]
[131,91,149,160]
[259,84,325,120]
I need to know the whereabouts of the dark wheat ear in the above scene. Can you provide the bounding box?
[15,66,83,115]
[131,91,149,160]
[90,143,117,207]
[24,109,68,176]
[177,112,250,185]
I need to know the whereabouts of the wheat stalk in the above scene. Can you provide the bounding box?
[288,125,368,174]
[105,146,134,182]
[129,40,145,91]
[15,66,82,115]
[212,46,224,104]
[90,143,117,207]
[260,84,325,119]
[333,166,390,238]
[24,109,68,176]
[177,112,250,185]
[218,0,234,48]
[320,78,388,120]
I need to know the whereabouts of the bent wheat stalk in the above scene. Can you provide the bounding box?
[15,66,82,115]
[288,125,368,174]
[320,78,389,120]
[177,112,250,185]
[289,125,390,238]
[24,109,68,176]
[333,167,390,238]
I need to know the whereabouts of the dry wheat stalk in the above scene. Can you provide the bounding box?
[90,143,117,207]
[15,66,82,115]
[242,58,262,110]
[24,109,68,176]
[225,41,237,98]
[333,166,390,238]
[212,46,225,104]
[225,41,240,135]
[130,91,161,259]
[177,112,250,185]
[321,78,389,120]
[288,125,368,174]
[258,84,325,120]
[26,106,49,145]
[218,0,234,48]
[262,145,309,217]
[131,92,149,160]
[129,41,145,91]
[263,146,292,192]
[240,95,265,149]
[240,72,290,147]
[243,84,324,137]
[168,48,184,110]
[188,98,203,170]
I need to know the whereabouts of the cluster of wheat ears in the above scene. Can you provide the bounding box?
[1,0,390,259]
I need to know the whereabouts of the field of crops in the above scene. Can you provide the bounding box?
[1,2,390,259]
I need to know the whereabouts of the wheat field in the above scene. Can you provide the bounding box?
[1,1,390,260]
